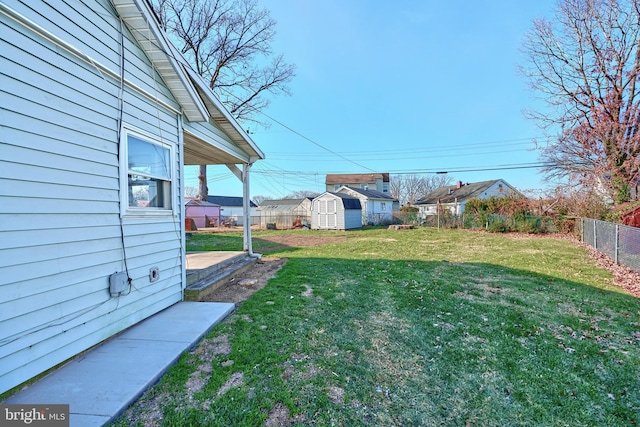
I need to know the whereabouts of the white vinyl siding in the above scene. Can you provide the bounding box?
[0,0,184,394]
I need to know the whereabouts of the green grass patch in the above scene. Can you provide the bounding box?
[114,228,639,426]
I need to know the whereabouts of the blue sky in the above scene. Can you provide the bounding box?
[185,0,558,199]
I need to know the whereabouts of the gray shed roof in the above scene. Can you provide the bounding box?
[339,186,398,201]
[185,199,220,207]
[207,195,257,207]
[326,192,362,210]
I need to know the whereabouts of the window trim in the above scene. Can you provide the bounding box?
[120,127,176,217]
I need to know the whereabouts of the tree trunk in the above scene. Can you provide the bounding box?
[198,165,208,201]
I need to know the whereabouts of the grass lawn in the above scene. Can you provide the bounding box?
[113,228,639,426]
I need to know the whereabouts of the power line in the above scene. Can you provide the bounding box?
[266,137,545,156]
[267,147,537,163]
[252,162,556,176]
[256,111,377,172]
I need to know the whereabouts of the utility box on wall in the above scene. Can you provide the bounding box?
[109,272,129,297]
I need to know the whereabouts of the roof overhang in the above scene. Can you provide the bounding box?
[183,67,265,162]
[183,130,251,165]
[112,0,209,123]
[112,0,264,165]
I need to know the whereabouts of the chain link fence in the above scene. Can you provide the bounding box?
[582,218,640,273]
[392,212,560,233]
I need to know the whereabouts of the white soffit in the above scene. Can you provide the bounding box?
[112,0,209,123]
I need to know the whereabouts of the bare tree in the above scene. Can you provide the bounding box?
[252,194,269,205]
[521,0,640,204]
[152,0,295,200]
[390,174,453,206]
[424,174,454,196]
[184,186,199,198]
[285,190,320,199]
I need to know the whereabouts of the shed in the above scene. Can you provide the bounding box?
[258,198,313,229]
[0,0,264,395]
[311,192,362,230]
[185,199,221,228]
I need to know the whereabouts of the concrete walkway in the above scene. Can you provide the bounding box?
[4,302,235,426]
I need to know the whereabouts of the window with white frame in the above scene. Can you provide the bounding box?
[381,202,386,211]
[122,130,173,213]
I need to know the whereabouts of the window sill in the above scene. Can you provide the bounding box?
[122,209,175,219]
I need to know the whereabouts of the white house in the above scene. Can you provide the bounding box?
[0,0,263,395]
[311,192,362,230]
[325,173,390,193]
[414,180,522,218]
[336,186,399,225]
[207,195,258,226]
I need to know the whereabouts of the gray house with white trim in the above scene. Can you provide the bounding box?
[336,185,399,225]
[0,0,263,395]
[414,179,522,218]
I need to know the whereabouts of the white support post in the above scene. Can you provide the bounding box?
[225,163,254,255]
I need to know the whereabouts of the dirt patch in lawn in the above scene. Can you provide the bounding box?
[255,234,348,252]
[200,257,287,304]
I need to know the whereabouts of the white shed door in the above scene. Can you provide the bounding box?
[326,199,336,228]
[317,200,327,228]
[316,199,337,229]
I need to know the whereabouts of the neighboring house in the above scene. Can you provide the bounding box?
[185,199,221,228]
[258,198,312,229]
[207,195,258,225]
[311,192,362,230]
[325,173,390,193]
[336,186,399,225]
[0,0,264,395]
[415,180,522,217]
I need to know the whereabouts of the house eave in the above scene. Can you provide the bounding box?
[183,130,250,165]
[183,66,265,161]
[112,0,209,123]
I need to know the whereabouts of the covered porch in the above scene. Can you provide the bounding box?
[184,251,260,301]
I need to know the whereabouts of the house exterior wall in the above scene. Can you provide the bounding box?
[419,203,458,217]
[0,0,185,394]
[327,178,385,193]
[366,199,394,224]
[186,204,221,228]
[220,206,258,225]
[336,187,396,224]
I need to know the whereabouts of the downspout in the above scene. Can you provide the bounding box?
[178,114,187,298]
[227,162,259,258]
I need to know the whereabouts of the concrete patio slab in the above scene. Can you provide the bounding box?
[4,302,235,426]
[185,251,245,271]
